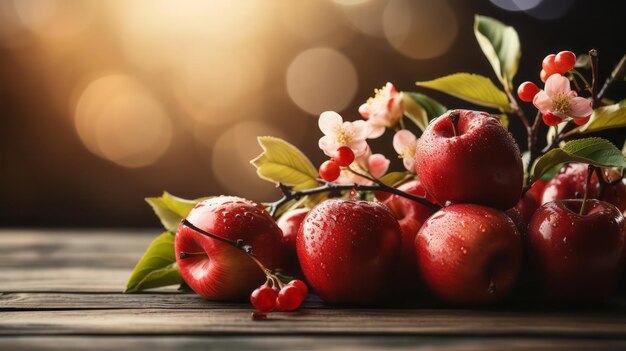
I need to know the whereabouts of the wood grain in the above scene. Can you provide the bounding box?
[3,230,626,350]
[3,336,625,351]
[3,308,626,338]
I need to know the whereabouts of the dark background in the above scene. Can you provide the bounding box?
[1,0,624,228]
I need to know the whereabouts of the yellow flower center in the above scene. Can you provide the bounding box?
[335,126,354,144]
[399,143,416,159]
[552,93,571,114]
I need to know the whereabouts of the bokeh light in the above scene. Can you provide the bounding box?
[279,0,355,47]
[13,0,95,39]
[383,0,458,60]
[115,0,267,72]
[286,47,358,115]
[334,0,387,37]
[211,121,287,200]
[74,74,173,168]
[489,0,542,12]
[173,46,268,127]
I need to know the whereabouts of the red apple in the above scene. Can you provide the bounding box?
[512,191,540,224]
[527,199,625,300]
[416,204,522,305]
[381,180,436,293]
[603,171,626,214]
[276,208,309,275]
[175,196,284,301]
[297,199,401,304]
[540,163,600,205]
[527,178,548,202]
[414,110,524,210]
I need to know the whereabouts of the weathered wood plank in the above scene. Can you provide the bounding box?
[3,308,626,338]
[0,267,180,293]
[0,293,329,310]
[2,336,625,351]
[0,230,156,268]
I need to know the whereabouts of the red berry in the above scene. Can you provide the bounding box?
[333,146,355,167]
[288,279,309,299]
[517,81,540,102]
[319,160,341,182]
[554,51,576,74]
[542,112,562,126]
[250,285,278,312]
[573,115,591,126]
[542,54,558,74]
[540,69,554,83]
[276,285,304,311]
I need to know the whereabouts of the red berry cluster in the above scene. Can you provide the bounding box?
[516,51,591,127]
[319,146,355,182]
[540,51,576,82]
[250,279,308,314]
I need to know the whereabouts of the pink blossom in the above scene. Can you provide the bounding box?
[393,130,417,172]
[533,74,592,121]
[318,111,370,158]
[335,147,390,186]
[358,82,403,139]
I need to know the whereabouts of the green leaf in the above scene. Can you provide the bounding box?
[532,138,626,180]
[380,172,414,187]
[416,73,511,112]
[125,232,182,293]
[402,92,447,131]
[577,99,626,133]
[250,136,320,191]
[474,15,521,90]
[145,192,200,233]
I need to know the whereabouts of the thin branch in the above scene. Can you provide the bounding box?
[589,49,599,108]
[598,53,626,100]
[268,182,440,218]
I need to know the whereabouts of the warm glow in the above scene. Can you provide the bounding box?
[286,47,359,115]
[74,75,173,168]
[13,0,95,39]
[211,121,286,200]
[383,0,458,59]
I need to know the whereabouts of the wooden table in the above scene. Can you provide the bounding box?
[3,230,626,350]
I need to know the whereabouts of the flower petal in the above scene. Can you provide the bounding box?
[393,130,417,154]
[533,91,552,113]
[351,120,371,140]
[318,111,342,135]
[545,74,570,97]
[358,104,370,119]
[348,140,369,158]
[318,136,337,157]
[402,157,415,173]
[568,97,593,118]
[368,154,390,179]
[367,124,385,139]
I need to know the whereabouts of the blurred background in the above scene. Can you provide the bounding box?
[0,0,624,227]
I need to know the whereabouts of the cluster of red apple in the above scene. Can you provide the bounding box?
[173,109,625,310]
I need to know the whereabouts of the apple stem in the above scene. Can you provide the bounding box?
[448,111,460,137]
[178,251,208,260]
[579,164,595,216]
